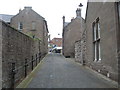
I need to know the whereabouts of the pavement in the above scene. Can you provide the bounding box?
[17,53,118,88]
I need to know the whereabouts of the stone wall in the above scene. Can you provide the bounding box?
[75,40,81,62]
[75,30,86,65]
[1,20,42,88]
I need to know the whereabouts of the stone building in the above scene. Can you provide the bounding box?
[10,7,49,55]
[62,8,85,58]
[49,38,62,53]
[0,20,2,89]
[83,1,120,81]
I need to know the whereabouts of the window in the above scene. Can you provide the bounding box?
[18,22,23,31]
[32,22,36,30]
[93,18,101,61]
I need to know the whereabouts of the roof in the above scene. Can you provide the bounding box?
[64,17,84,29]
[51,38,62,41]
[53,38,62,39]
[44,20,49,33]
[85,1,89,22]
[64,22,70,27]
[0,14,14,22]
[12,7,45,20]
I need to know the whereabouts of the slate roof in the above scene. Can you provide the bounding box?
[64,22,69,27]
[0,14,14,23]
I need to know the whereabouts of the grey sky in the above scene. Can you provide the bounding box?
[0,0,87,39]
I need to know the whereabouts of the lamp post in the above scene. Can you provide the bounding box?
[79,3,83,7]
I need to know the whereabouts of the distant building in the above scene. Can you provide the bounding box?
[49,38,62,53]
[0,14,14,24]
[62,8,85,58]
[50,38,62,47]
[10,7,49,54]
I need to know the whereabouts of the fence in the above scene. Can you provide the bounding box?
[10,52,44,88]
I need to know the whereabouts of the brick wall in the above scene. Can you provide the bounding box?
[50,38,62,47]
[1,20,42,88]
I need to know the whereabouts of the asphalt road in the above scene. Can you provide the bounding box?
[27,53,117,88]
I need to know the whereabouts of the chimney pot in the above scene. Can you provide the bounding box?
[76,8,81,17]
[62,16,65,28]
[24,6,32,9]
[19,9,22,13]
[71,17,74,22]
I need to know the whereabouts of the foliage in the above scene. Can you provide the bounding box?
[26,32,41,41]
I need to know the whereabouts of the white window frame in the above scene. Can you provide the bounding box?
[98,22,100,39]
[94,24,96,41]
[94,42,97,61]
[98,42,101,61]
[93,18,101,62]
[18,22,23,31]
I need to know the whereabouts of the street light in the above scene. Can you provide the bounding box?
[79,3,83,7]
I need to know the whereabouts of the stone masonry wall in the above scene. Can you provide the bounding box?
[85,2,118,81]
[1,20,41,88]
[75,30,86,65]
[75,40,81,62]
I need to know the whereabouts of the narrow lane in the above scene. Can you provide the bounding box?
[27,53,117,88]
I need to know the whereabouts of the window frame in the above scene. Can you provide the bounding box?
[93,18,101,62]
[18,22,23,31]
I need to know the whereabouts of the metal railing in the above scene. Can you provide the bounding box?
[10,52,42,88]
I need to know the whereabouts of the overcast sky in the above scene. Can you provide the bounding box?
[0,0,87,39]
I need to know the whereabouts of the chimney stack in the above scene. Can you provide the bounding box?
[19,9,22,13]
[71,17,74,22]
[76,8,81,17]
[62,16,65,28]
[24,6,32,9]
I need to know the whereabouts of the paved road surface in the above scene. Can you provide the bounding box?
[27,53,117,88]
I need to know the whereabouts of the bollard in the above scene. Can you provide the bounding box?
[11,62,15,88]
[36,54,37,66]
[25,59,27,77]
[39,53,41,62]
[31,56,34,70]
